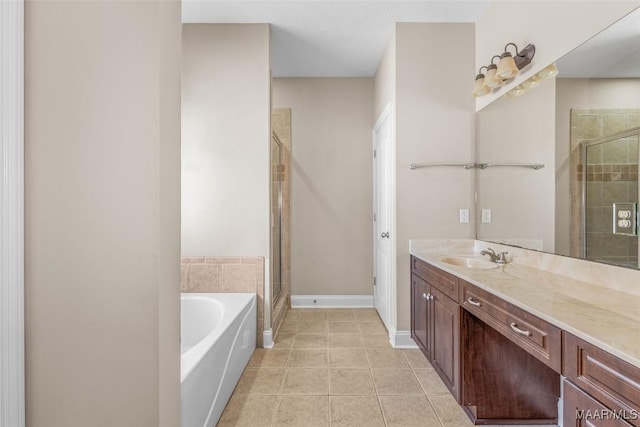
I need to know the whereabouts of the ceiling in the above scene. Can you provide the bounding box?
[556,6,640,78]
[182,1,640,79]
[182,0,490,77]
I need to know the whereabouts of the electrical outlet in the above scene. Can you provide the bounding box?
[459,209,469,224]
[481,209,492,224]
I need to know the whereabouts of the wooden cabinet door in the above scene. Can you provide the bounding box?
[564,380,633,427]
[411,274,430,356]
[431,286,460,402]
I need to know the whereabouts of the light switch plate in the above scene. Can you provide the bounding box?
[459,209,469,224]
[481,209,491,224]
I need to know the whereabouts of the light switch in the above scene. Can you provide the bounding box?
[481,209,492,224]
[459,209,469,224]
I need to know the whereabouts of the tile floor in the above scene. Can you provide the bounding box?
[217,308,474,427]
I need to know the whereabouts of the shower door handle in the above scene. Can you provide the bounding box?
[380,232,389,239]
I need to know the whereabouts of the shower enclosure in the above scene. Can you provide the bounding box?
[581,127,640,268]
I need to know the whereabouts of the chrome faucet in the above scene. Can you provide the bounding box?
[480,248,509,264]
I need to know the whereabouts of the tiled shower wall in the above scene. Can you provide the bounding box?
[181,256,266,347]
[570,109,640,267]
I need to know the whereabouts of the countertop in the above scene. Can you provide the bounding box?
[410,245,640,369]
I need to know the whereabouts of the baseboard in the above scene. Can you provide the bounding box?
[390,328,418,349]
[263,328,274,349]
[291,295,374,308]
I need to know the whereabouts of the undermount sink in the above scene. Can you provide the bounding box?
[439,256,498,270]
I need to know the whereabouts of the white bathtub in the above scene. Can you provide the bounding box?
[181,293,256,427]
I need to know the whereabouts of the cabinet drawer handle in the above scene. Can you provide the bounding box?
[510,322,532,336]
[466,297,482,307]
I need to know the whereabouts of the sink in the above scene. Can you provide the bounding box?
[439,256,498,270]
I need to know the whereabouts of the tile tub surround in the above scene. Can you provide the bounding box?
[218,308,472,427]
[409,239,640,369]
[181,256,265,346]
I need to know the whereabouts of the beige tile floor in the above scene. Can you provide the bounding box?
[217,308,473,427]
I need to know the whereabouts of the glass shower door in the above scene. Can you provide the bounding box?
[583,132,639,268]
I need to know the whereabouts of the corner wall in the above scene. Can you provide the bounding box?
[181,24,271,259]
[25,1,181,425]
[394,23,476,332]
[181,24,272,338]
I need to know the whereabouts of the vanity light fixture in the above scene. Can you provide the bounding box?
[483,55,504,89]
[472,66,491,97]
[496,43,536,79]
[520,78,539,90]
[474,42,536,98]
[505,63,559,99]
[506,84,526,97]
[532,63,559,81]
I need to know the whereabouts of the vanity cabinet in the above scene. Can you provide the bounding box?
[563,332,640,427]
[411,257,560,424]
[410,256,461,401]
[461,281,560,424]
[461,281,562,373]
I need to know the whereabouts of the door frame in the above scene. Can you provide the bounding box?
[0,1,25,426]
[372,102,396,337]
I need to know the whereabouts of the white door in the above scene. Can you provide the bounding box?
[373,108,391,331]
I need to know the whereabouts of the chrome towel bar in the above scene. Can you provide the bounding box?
[409,162,545,170]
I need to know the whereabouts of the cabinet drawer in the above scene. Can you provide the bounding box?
[563,379,633,427]
[564,332,640,427]
[411,256,458,302]
[461,281,561,373]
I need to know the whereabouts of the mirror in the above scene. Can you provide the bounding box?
[476,7,640,269]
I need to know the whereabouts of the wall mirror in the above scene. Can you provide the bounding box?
[476,7,640,269]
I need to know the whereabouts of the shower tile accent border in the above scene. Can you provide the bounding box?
[181,256,266,347]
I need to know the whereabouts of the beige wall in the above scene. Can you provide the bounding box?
[25,1,181,426]
[374,33,396,121]
[181,24,271,259]
[476,79,557,252]
[394,23,476,331]
[475,1,640,111]
[272,78,374,296]
[556,79,640,256]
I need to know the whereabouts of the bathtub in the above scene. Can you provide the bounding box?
[181,293,256,427]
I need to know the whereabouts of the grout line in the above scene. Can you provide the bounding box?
[425,395,447,427]
[271,395,282,427]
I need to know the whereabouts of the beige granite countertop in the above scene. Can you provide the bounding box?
[410,240,640,369]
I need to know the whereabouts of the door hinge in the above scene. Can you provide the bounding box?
[373,212,376,222]
[373,277,377,287]
[373,149,377,158]
[474,191,478,203]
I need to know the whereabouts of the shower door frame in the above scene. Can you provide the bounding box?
[580,126,640,260]
[271,133,284,307]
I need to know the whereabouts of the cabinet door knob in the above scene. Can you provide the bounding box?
[466,297,482,307]
[510,322,532,336]
[422,292,429,300]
